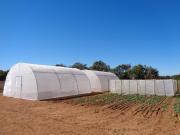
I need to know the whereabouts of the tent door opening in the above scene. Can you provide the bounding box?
[15,76,22,97]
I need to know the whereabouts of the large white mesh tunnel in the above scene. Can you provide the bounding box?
[82,70,101,92]
[83,70,119,92]
[110,80,177,96]
[3,63,118,100]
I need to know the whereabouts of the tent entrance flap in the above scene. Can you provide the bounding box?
[15,76,22,97]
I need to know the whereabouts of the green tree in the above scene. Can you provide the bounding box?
[145,66,159,79]
[90,60,110,72]
[113,64,131,79]
[131,64,146,79]
[130,65,159,79]
[71,62,88,70]
[0,70,8,81]
[55,64,66,67]
[172,74,180,80]
[159,76,171,79]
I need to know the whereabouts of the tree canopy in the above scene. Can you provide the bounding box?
[144,66,159,79]
[70,62,88,70]
[172,74,180,80]
[131,64,147,79]
[113,64,159,79]
[0,70,8,81]
[55,64,66,67]
[113,64,131,79]
[90,61,110,72]
[55,61,160,79]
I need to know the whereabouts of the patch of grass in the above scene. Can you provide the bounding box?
[132,95,147,103]
[66,92,170,111]
[66,93,124,105]
[173,96,180,115]
[66,93,147,106]
[144,96,165,105]
[120,94,147,104]
[162,104,168,112]
[176,90,180,95]
[161,97,172,112]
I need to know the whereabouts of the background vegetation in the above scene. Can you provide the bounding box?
[0,70,8,81]
[0,60,179,81]
[57,60,159,79]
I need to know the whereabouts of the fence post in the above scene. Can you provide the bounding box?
[137,80,138,95]
[154,79,156,96]
[175,80,178,95]
[145,79,146,96]
[173,79,177,96]
[115,80,116,93]
[121,80,122,95]
[129,80,130,94]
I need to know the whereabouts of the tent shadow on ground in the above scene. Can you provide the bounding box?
[44,92,104,103]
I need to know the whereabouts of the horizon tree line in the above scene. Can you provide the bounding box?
[0,61,179,81]
[56,60,160,79]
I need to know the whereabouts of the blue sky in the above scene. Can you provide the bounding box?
[0,0,180,75]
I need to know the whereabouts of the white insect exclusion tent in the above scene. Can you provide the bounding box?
[3,63,118,100]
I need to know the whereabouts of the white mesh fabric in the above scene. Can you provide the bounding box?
[155,80,165,96]
[57,74,78,97]
[82,70,101,92]
[145,80,155,95]
[34,72,60,100]
[121,80,130,95]
[115,80,122,94]
[3,66,17,97]
[129,80,138,94]
[109,79,176,96]
[164,80,175,96]
[74,74,91,94]
[98,76,109,92]
[91,70,118,92]
[138,80,146,95]
[3,63,38,100]
[109,80,116,93]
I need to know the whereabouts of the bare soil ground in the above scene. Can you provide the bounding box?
[0,82,180,135]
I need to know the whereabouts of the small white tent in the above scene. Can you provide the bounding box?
[3,63,118,100]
